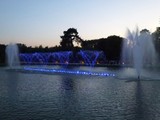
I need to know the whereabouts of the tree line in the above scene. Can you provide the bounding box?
[0,27,160,65]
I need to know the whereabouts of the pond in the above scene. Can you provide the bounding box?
[0,66,160,120]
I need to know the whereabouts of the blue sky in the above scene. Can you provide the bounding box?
[0,0,159,47]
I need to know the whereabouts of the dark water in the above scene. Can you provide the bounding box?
[0,67,160,120]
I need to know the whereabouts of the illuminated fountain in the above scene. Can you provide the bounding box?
[77,50,106,67]
[121,28,157,79]
[20,51,73,65]
[20,50,106,66]
[19,50,114,77]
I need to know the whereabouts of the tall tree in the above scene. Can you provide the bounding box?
[0,44,6,64]
[152,27,160,58]
[60,28,83,49]
[140,29,150,34]
[98,36,123,61]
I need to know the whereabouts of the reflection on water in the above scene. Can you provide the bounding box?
[135,81,145,119]
[60,76,75,91]
[0,67,160,120]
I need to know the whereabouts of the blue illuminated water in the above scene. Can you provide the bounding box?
[19,50,106,66]
[0,66,160,120]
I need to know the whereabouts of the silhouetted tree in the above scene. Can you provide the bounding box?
[81,39,99,50]
[140,29,150,34]
[98,36,123,61]
[17,43,28,53]
[152,27,160,58]
[0,44,6,65]
[81,36,123,61]
[60,28,83,49]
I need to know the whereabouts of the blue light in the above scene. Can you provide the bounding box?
[19,50,107,66]
[23,67,115,77]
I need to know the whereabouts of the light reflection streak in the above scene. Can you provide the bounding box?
[23,67,115,77]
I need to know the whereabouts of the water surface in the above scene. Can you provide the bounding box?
[0,66,160,120]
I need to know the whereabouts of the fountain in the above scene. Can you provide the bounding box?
[2,30,160,120]
[19,50,114,77]
[5,43,20,68]
[77,50,106,67]
[121,27,157,79]
[19,50,107,66]
[20,51,73,65]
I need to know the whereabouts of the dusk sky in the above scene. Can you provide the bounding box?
[0,0,159,47]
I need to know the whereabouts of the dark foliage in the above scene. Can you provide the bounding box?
[60,28,83,48]
[0,27,160,65]
[0,44,6,65]
[98,36,123,61]
[152,27,160,59]
[82,35,123,61]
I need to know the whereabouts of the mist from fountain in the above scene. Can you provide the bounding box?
[5,43,20,68]
[121,27,157,79]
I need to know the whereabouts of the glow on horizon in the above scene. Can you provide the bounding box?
[0,0,159,47]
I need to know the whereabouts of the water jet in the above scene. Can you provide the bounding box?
[121,27,157,79]
[5,43,20,68]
